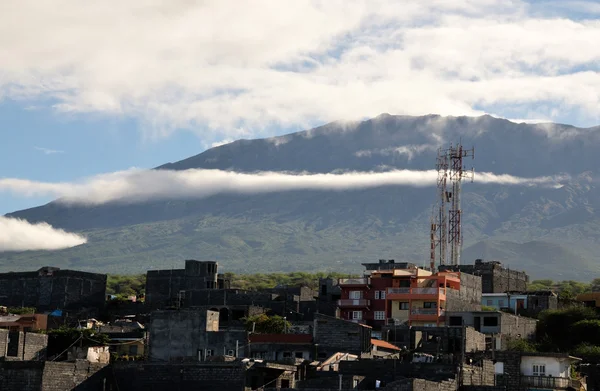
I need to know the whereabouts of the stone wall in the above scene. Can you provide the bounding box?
[313,314,371,357]
[0,330,47,361]
[0,360,109,391]
[112,361,246,391]
[499,313,536,341]
[0,268,106,311]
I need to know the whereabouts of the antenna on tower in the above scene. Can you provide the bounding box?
[431,142,474,268]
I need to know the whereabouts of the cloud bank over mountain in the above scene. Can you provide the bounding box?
[0,1,598,144]
[0,168,567,205]
[0,217,87,251]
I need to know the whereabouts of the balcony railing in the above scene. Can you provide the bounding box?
[337,299,370,307]
[521,375,573,389]
[338,277,370,285]
[410,308,446,316]
[387,287,446,295]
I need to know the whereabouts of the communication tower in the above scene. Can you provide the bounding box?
[430,143,474,270]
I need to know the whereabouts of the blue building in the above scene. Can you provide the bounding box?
[481,291,557,316]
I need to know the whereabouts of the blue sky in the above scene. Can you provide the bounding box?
[1,0,599,216]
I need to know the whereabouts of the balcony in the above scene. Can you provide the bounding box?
[386,287,446,300]
[521,375,575,389]
[337,299,371,308]
[338,277,370,287]
[410,308,445,322]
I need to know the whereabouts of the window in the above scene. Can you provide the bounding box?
[424,302,437,309]
[128,345,138,355]
[283,351,292,358]
[349,291,362,299]
[374,291,380,299]
[295,352,304,359]
[533,364,546,376]
[399,302,409,310]
[352,311,362,320]
[483,317,498,327]
[228,350,235,356]
[380,291,386,300]
[486,299,493,306]
[206,349,214,357]
[498,300,504,307]
[374,311,385,320]
[398,280,411,288]
[449,316,462,326]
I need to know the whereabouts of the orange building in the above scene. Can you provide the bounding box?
[385,271,462,327]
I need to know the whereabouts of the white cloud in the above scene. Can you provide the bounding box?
[0,168,567,206]
[210,139,234,148]
[0,216,86,251]
[356,144,439,159]
[34,146,64,155]
[0,1,598,141]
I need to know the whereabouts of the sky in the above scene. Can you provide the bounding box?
[1,0,600,218]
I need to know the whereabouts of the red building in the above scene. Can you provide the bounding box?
[337,261,428,329]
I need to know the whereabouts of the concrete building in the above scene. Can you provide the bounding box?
[0,266,106,311]
[385,270,481,327]
[337,261,429,329]
[338,261,481,329]
[145,260,230,310]
[0,313,48,332]
[445,310,537,350]
[439,259,529,293]
[148,308,247,362]
[494,351,585,390]
[482,291,558,316]
[0,329,47,361]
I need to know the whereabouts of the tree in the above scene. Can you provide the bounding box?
[537,307,599,351]
[244,314,291,334]
[505,338,537,352]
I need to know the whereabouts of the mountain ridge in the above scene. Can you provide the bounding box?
[4,114,600,280]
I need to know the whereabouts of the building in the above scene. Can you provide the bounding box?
[247,334,313,361]
[495,351,585,390]
[482,291,558,316]
[145,260,230,310]
[439,259,529,293]
[0,313,48,332]
[576,291,600,308]
[98,321,147,358]
[148,308,248,362]
[337,261,428,328]
[0,266,106,311]
[0,329,48,361]
[445,310,537,350]
[386,270,483,327]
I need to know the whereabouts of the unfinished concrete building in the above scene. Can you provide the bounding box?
[0,266,106,311]
[145,260,230,310]
[438,258,529,293]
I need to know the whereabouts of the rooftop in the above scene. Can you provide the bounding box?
[371,339,401,351]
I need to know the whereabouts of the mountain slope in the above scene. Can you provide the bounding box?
[3,114,600,280]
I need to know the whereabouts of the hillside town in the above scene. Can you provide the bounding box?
[0,258,598,391]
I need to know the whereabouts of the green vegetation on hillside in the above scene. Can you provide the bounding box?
[106,271,357,296]
[505,307,600,362]
[528,279,599,299]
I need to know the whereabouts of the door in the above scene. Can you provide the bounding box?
[474,316,481,332]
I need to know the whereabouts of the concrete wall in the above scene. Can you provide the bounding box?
[0,329,47,361]
[445,311,537,345]
[0,268,106,311]
[439,260,529,294]
[149,309,248,361]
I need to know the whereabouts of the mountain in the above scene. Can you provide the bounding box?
[3,114,600,280]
